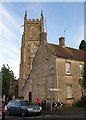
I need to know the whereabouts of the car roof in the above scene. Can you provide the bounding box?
[9,100,27,102]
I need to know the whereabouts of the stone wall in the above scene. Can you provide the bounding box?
[23,43,84,105]
[19,15,43,97]
[23,42,57,103]
[56,58,84,105]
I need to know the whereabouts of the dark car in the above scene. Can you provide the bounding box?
[7,100,42,117]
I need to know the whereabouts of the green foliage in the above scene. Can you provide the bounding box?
[79,40,86,50]
[79,40,86,91]
[83,62,86,89]
[1,64,15,100]
[74,96,86,107]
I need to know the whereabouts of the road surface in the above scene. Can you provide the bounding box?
[2,112,85,120]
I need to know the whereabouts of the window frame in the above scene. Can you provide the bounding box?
[66,84,73,99]
[65,62,71,75]
[79,64,84,75]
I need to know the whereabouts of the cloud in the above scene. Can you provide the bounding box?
[0,22,15,37]
[77,24,84,46]
[0,3,43,78]
[0,2,84,78]
[0,5,22,78]
[0,5,21,32]
[71,24,84,49]
[24,3,43,19]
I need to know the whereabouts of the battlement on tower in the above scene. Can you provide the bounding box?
[28,18,40,21]
[24,10,44,25]
[26,18,41,23]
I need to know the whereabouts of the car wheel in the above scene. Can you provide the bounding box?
[36,112,41,116]
[7,110,11,116]
[21,110,26,117]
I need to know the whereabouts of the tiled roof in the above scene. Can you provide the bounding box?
[47,43,86,61]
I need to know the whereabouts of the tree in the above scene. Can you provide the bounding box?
[83,59,86,91]
[79,40,86,50]
[79,40,86,89]
[79,40,86,108]
[1,64,15,102]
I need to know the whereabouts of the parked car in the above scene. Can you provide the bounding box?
[7,100,42,116]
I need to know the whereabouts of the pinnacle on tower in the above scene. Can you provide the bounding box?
[41,10,44,19]
[40,10,44,33]
[24,10,27,19]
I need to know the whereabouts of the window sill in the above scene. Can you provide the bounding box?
[65,73,71,76]
[66,98,74,100]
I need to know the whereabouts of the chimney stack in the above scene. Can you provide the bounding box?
[59,37,65,47]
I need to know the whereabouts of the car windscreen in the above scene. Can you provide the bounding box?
[20,101,30,106]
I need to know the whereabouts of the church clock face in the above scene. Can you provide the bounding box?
[30,43,37,53]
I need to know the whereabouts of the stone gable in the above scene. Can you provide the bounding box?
[23,42,57,102]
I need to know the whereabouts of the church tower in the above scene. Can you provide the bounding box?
[19,10,46,97]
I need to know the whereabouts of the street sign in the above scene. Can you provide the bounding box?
[52,102,63,108]
[49,88,62,111]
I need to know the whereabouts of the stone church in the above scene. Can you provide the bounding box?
[19,11,85,105]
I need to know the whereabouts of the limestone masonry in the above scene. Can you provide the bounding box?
[19,11,85,105]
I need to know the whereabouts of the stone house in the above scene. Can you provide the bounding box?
[19,11,85,105]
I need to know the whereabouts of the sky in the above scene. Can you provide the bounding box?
[0,1,85,79]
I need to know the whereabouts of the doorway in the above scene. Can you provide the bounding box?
[29,92,32,102]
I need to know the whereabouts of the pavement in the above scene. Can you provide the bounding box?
[42,109,86,119]
[4,109,86,120]
[42,109,85,115]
